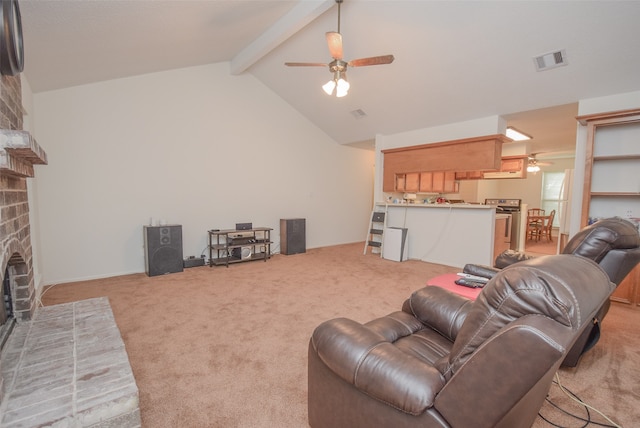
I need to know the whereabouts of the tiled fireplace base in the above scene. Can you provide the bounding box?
[0,298,141,427]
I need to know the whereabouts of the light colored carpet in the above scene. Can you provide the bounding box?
[41,242,639,427]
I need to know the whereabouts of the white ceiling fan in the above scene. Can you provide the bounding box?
[527,153,554,172]
[284,0,394,97]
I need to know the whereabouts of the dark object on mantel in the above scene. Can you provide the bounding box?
[0,0,25,76]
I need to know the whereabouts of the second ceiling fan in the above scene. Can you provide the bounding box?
[285,0,394,97]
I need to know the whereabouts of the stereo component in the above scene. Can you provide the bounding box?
[144,225,183,276]
[280,218,306,255]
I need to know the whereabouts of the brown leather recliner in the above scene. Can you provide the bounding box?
[308,255,615,428]
[493,217,640,366]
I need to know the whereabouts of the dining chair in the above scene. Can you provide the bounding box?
[538,210,556,242]
[527,208,545,240]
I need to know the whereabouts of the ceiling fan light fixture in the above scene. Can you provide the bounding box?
[287,0,393,98]
[322,79,336,95]
[336,73,349,97]
[322,70,349,97]
[527,164,540,173]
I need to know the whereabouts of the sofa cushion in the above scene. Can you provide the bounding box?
[403,286,473,342]
[311,317,446,415]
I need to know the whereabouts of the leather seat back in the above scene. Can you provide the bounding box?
[562,217,640,263]
[437,255,614,379]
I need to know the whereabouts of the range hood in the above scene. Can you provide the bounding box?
[482,170,524,179]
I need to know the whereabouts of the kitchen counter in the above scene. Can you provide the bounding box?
[376,202,496,268]
[383,202,493,209]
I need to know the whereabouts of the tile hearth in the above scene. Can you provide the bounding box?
[0,297,140,427]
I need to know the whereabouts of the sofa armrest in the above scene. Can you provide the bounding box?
[494,249,536,269]
[311,317,445,415]
[402,286,474,341]
[434,316,571,428]
[599,247,640,285]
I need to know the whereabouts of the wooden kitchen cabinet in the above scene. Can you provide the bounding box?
[432,172,444,192]
[493,216,511,262]
[395,172,419,192]
[419,172,433,192]
[455,170,484,180]
[455,156,527,180]
[610,264,640,306]
[393,171,460,193]
[382,134,507,191]
[444,172,458,193]
[431,171,457,193]
[482,156,528,179]
[405,173,420,192]
[395,171,457,193]
[500,157,526,172]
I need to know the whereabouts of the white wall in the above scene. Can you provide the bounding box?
[32,63,374,284]
[20,76,45,292]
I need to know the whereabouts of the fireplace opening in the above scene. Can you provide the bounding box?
[0,266,17,351]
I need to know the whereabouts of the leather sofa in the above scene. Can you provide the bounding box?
[308,254,614,428]
[493,217,640,366]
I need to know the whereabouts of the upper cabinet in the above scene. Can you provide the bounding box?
[480,156,528,179]
[394,171,458,193]
[382,134,510,192]
[577,108,640,227]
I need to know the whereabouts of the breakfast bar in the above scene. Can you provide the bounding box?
[378,202,496,268]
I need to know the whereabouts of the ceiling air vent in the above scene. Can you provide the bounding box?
[533,49,568,71]
[350,109,367,119]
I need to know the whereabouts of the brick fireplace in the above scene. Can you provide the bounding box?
[0,74,141,427]
[0,73,47,401]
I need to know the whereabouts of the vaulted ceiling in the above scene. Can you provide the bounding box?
[19,1,640,155]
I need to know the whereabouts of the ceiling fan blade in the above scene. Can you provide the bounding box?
[326,32,343,60]
[284,62,328,67]
[348,55,395,67]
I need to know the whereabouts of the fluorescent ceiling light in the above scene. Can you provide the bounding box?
[506,127,532,141]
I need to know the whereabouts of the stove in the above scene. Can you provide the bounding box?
[484,198,521,213]
[485,199,522,250]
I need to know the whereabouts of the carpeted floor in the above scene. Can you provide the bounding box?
[41,242,639,427]
[524,230,558,256]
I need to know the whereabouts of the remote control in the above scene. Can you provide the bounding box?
[455,278,486,288]
[456,273,489,283]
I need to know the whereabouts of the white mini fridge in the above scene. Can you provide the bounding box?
[382,227,408,262]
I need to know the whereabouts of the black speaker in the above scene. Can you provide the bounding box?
[144,225,184,276]
[280,218,306,255]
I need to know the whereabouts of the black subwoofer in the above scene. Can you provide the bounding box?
[144,225,184,276]
[280,218,306,255]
